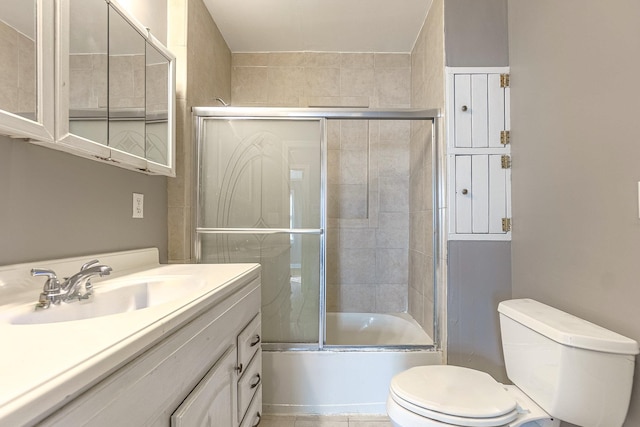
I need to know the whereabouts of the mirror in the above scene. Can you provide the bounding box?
[0,0,53,141]
[145,42,170,165]
[108,6,146,158]
[0,0,36,120]
[56,0,174,174]
[68,0,108,145]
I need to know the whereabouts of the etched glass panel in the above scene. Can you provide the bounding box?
[199,119,322,230]
[197,118,323,345]
[200,233,321,344]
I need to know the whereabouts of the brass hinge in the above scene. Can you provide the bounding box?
[500,73,510,88]
[501,155,511,169]
[500,130,510,145]
[502,218,512,232]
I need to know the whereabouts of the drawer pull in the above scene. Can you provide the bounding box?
[252,412,262,426]
[250,373,261,389]
[236,363,243,374]
[250,335,261,347]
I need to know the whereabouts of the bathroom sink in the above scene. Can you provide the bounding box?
[3,275,206,325]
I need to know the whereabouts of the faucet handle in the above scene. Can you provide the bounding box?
[31,268,62,308]
[31,268,58,282]
[31,268,61,290]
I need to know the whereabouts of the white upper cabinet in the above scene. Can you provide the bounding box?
[0,0,55,142]
[446,67,511,241]
[56,0,176,175]
[0,0,175,176]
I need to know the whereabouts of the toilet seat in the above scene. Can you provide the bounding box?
[389,366,519,427]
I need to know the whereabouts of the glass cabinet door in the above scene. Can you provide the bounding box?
[0,0,54,142]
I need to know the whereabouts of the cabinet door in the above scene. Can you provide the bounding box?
[171,346,238,427]
[453,155,508,236]
[454,155,472,233]
[488,155,509,233]
[452,73,507,149]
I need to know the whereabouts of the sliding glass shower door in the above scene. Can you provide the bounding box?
[195,118,324,346]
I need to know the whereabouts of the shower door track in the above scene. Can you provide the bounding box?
[193,107,443,352]
[192,106,440,120]
[197,228,323,235]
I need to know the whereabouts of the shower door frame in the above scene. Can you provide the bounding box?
[192,107,443,352]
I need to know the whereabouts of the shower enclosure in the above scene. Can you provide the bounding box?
[194,107,442,413]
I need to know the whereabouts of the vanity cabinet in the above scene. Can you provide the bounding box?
[446,67,511,241]
[38,277,261,427]
[172,314,263,427]
[236,314,262,426]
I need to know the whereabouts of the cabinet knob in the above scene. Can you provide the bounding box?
[461,105,468,112]
[461,189,469,195]
[235,363,243,374]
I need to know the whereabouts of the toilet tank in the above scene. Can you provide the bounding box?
[498,299,639,427]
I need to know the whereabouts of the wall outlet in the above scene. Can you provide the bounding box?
[133,193,144,219]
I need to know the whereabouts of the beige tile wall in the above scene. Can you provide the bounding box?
[167,0,232,263]
[326,119,411,313]
[409,0,445,336]
[232,52,413,313]
[232,52,410,108]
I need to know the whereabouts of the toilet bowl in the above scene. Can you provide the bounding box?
[387,365,558,427]
[387,299,639,427]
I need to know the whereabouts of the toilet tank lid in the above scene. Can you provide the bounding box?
[498,299,639,355]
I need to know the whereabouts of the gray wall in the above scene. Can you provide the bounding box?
[444,0,508,67]
[447,241,511,382]
[443,0,511,380]
[509,1,640,425]
[0,136,167,265]
[0,0,169,266]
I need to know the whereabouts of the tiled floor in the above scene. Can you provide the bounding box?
[261,414,393,427]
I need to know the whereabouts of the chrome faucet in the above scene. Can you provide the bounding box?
[31,259,113,309]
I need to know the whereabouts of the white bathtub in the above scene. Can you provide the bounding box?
[325,312,433,346]
[262,312,442,415]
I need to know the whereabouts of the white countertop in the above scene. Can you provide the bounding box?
[0,249,260,426]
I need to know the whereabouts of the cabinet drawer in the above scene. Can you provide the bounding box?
[238,349,262,422]
[237,313,261,371]
[239,385,262,427]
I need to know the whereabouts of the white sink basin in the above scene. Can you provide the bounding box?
[3,275,206,325]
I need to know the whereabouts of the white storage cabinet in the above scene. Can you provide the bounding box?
[446,67,511,241]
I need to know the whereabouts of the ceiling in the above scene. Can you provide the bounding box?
[0,0,34,39]
[201,0,433,53]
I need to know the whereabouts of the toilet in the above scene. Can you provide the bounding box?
[387,299,639,427]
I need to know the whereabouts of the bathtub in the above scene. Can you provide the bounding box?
[325,312,433,346]
[262,312,442,415]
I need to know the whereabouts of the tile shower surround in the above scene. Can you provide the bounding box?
[166,0,441,336]
[232,52,433,317]
[409,0,444,338]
